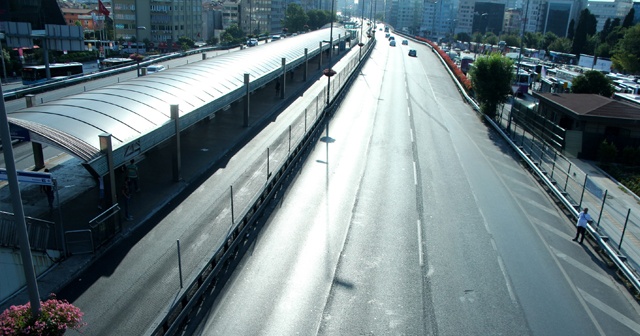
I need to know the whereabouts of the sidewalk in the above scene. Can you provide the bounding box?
[0,53,335,311]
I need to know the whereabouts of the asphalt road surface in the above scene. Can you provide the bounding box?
[191,35,640,335]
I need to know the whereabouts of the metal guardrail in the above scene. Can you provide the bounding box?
[146,37,376,336]
[417,35,640,297]
[0,210,55,252]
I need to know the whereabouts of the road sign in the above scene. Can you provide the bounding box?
[0,169,53,186]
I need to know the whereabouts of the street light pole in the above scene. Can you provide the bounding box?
[325,0,335,106]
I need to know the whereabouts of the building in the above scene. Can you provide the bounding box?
[587,0,633,32]
[473,2,507,34]
[0,0,65,29]
[530,92,640,159]
[523,0,546,33]
[113,0,203,50]
[543,0,578,37]
[61,8,103,33]
[503,8,522,34]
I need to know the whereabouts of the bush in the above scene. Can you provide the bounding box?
[0,294,85,335]
[414,37,472,93]
[622,146,638,165]
[598,139,618,165]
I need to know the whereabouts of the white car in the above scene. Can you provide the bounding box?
[146,65,166,73]
[246,38,258,46]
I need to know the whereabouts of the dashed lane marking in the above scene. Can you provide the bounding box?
[552,247,618,290]
[580,288,640,334]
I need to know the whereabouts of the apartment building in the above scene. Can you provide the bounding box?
[113,0,202,47]
[587,0,633,32]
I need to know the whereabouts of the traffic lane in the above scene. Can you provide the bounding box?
[411,47,582,334]
[401,49,531,335]
[192,40,387,335]
[319,42,425,335]
[412,45,640,334]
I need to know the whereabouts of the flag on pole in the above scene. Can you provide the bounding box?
[98,0,110,18]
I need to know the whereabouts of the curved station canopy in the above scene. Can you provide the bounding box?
[8,27,350,176]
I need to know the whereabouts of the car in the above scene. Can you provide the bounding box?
[402,39,408,45]
[146,64,166,73]
[390,40,396,47]
[246,38,258,46]
[408,49,417,57]
[271,35,281,41]
[389,36,395,41]
[385,33,390,38]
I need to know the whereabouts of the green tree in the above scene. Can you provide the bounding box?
[469,53,514,118]
[600,18,612,43]
[567,19,575,39]
[307,9,331,30]
[622,8,635,28]
[571,70,614,96]
[598,140,618,165]
[548,37,572,53]
[605,25,626,47]
[177,36,195,48]
[612,24,640,74]
[283,3,308,33]
[540,31,558,51]
[221,24,246,45]
[472,32,483,43]
[484,32,498,45]
[455,32,471,42]
[502,34,520,47]
[523,32,542,49]
[572,9,597,55]
[207,36,219,45]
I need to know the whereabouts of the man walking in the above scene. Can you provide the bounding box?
[121,178,133,221]
[127,159,140,192]
[40,168,54,210]
[573,207,593,244]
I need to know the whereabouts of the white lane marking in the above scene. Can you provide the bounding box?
[535,220,572,239]
[407,106,411,117]
[413,161,418,185]
[417,219,424,266]
[552,248,617,289]
[579,288,640,334]
[514,194,561,218]
[427,265,434,277]
[410,128,414,143]
[497,256,517,304]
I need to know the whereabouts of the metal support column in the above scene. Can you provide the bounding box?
[280,58,286,99]
[319,41,323,69]
[99,134,117,207]
[304,48,308,81]
[25,95,45,170]
[244,73,250,127]
[171,104,181,182]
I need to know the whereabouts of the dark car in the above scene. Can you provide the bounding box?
[408,49,417,57]
[402,40,408,45]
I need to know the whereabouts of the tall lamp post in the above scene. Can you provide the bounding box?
[135,26,146,76]
[508,0,530,132]
[324,0,336,106]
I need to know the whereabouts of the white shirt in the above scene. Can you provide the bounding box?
[577,211,593,228]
